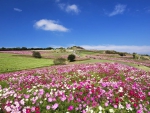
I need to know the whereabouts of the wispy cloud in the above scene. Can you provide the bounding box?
[109,4,126,16]
[80,45,150,54]
[55,0,60,3]
[58,3,65,10]
[58,4,80,14]
[14,8,22,12]
[147,9,150,13]
[34,19,69,32]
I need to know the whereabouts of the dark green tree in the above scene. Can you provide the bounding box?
[68,54,76,62]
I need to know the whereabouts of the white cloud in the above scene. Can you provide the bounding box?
[14,8,22,12]
[109,4,126,16]
[66,4,80,14]
[34,19,69,32]
[80,45,150,54]
[58,4,80,14]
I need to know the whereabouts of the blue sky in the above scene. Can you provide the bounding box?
[0,0,150,54]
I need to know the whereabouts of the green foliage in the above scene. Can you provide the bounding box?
[118,52,126,56]
[59,48,66,53]
[53,58,66,65]
[68,54,76,62]
[133,53,140,59]
[105,50,118,54]
[133,53,136,59]
[0,81,9,88]
[32,51,42,58]
[140,56,150,60]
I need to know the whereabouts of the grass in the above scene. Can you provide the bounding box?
[119,62,150,71]
[0,53,54,73]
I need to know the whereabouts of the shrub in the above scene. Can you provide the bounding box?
[118,52,126,56]
[105,50,117,54]
[32,51,42,58]
[133,53,141,59]
[133,53,136,59]
[68,54,76,62]
[53,58,66,65]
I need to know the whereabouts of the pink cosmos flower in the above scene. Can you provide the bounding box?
[31,106,35,112]
[126,104,131,109]
[48,97,53,102]
[60,96,66,101]
[46,105,50,110]
[114,104,117,108]
[52,103,59,110]
[24,94,30,99]
[105,102,108,106]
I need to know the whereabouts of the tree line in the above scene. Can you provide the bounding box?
[0,47,54,51]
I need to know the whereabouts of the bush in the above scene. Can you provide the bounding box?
[105,50,117,54]
[32,51,42,58]
[53,58,66,65]
[133,52,137,59]
[68,54,76,62]
[118,52,126,56]
[133,53,141,59]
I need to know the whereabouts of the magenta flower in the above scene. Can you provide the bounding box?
[68,105,74,111]
[148,92,150,96]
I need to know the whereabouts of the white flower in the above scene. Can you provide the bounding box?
[119,103,124,109]
[14,101,19,108]
[40,101,43,104]
[14,93,17,97]
[90,109,94,113]
[119,87,123,92]
[109,109,114,113]
[22,108,26,113]
[99,106,103,111]
[33,86,37,88]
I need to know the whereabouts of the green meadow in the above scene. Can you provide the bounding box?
[0,53,53,73]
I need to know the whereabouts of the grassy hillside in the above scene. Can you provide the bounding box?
[0,49,150,73]
[0,53,53,73]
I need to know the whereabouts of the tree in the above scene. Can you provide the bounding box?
[68,54,76,62]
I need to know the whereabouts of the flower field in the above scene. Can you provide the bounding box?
[0,63,150,113]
